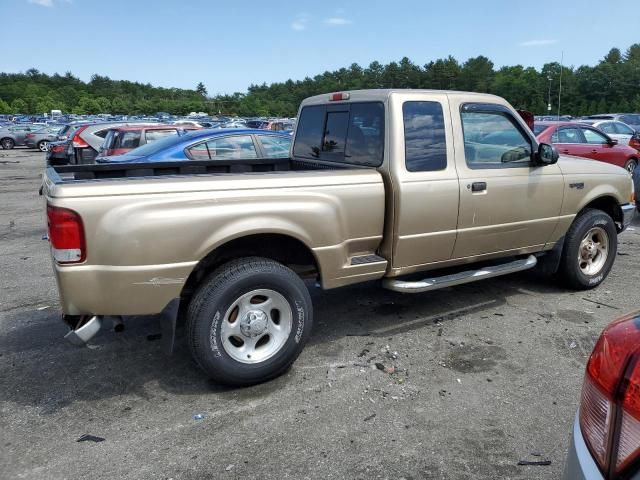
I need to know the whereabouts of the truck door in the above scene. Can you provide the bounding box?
[389,94,460,269]
[451,102,564,259]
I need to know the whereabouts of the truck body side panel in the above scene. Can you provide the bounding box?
[45,169,386,315]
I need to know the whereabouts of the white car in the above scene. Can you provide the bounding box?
[579,119,636,146]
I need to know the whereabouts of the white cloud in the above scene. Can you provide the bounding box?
[324,17,352,26]
[291,13,310,31]
[28,0,54,6]
[518,39,557,47]
[27,0,72,6]
[27,0,73,8]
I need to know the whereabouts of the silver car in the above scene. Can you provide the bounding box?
[578,119,637,146]
[563,310,640,479]
[0,125,39,149]
[585,113,640,132]
[25,126,63,151]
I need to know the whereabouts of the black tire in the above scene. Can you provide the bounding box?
[624,158,638,175]
[186,257,313,386]
[559,209,617,290]
[1,138,15,150]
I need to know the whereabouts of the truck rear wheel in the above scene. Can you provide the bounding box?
[559,209,617,290]
[186,257,313,386]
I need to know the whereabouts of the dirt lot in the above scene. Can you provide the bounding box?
[1,148,638,479]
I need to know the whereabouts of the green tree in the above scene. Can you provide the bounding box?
[0,98,10,114]
[11,98,27,113]
[196,82,208,97]
[35,96,57,114]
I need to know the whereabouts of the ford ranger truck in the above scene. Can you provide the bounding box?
[42,89,635,386]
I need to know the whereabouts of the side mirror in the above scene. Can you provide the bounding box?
[608,138,618,146]
[536,143,559,165]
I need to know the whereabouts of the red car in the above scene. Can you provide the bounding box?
[535,121,639,173]
[96,124,200,158]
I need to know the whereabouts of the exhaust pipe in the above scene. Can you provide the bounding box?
[63,315,103,346]
[112,316,125,333]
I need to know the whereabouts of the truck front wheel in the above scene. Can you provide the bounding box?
[186,257,313,386]
[559,209,617,289]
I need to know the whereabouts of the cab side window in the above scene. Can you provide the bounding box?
[460,109,532,168]
[403,101,447,172]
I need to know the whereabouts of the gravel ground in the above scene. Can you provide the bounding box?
[1,148,638,480]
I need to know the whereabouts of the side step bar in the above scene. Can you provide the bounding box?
[382,255,537,294]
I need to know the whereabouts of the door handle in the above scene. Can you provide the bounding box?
[471,181,487,193]
[591,149,598,154]
[561,149,570,154]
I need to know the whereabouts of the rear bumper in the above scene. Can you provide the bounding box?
[621,202,636,231]
[52,260,197,316]
[562,415,603,480]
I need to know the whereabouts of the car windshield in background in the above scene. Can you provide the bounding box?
[533,124,549,135]
[124,132,186,156]
[111,130,142,150]
[246,120,268,129]
[620,114,640,126]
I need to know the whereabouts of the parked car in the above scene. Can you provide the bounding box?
[562,310,640,480]
[96,129,291,163]
[55,122,87,141]
[51,121,161,164]
[585,113,640,132]
[96,124,199,159]
[0,124,39,149]
[44,89,634,386]
[578,119,637,147]
[535,121,639,173]
[220,120,248,129]
[25,126,64,152]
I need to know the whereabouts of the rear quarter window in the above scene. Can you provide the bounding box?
[293,102,384,167]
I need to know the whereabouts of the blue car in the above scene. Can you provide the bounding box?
[96,129,292,163]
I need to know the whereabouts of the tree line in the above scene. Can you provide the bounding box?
[1,44,639,117]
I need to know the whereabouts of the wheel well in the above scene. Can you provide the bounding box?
[581,196,622,230]
[181,234,319,306]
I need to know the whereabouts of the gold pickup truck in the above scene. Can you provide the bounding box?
[43,89,635,385]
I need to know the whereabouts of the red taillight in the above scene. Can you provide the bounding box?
[329,92,350,101]
[72,126,89,148]
[51,145,65,152]
[629,137,640,152]
[579,313,640,477]
[46,205,86,263]
[618,360,640,471]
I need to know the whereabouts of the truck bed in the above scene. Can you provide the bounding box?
[50,157,354,182]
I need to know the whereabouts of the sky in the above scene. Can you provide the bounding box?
[2,0,638,95]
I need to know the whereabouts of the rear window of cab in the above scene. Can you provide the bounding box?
[293,102,384,167]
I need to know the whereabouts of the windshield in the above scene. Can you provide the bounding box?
[124,131,190,156]
[533,124,549,135]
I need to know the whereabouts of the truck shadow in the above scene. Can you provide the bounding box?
[0,270,565,413]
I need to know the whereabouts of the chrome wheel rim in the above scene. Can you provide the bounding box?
[626,160,637,174]
[39,141,49,152]
[578,227,609,275]
[220,289,292,364]
[1,140,12,149]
